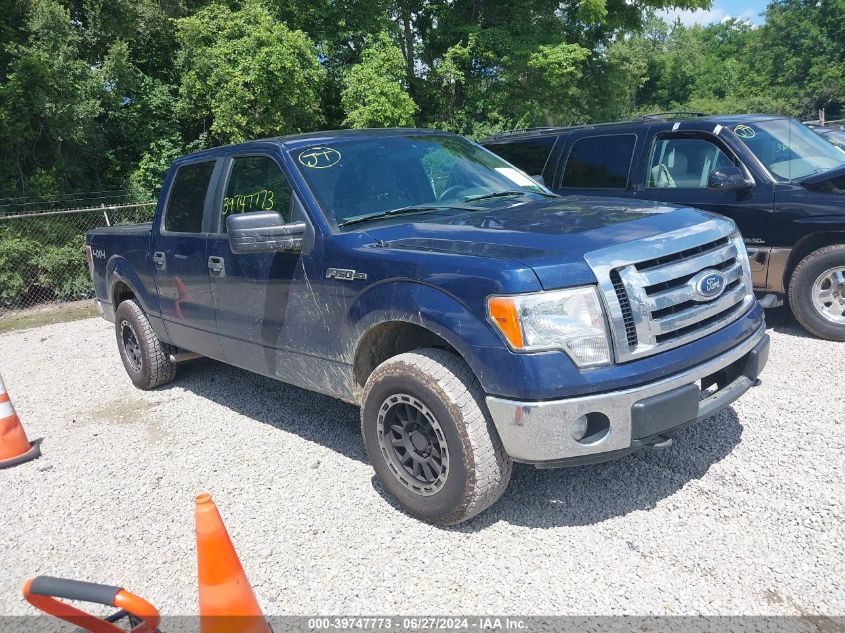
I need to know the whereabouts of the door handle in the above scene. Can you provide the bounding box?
[153,251,166,271]
[207,256,225,277]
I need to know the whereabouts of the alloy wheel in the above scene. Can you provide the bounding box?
[811,267,845,324]
[376,393,449,496]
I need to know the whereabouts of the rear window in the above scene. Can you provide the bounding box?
[560,134,636,189]
[164,161,215,233]
[486,137,557,176]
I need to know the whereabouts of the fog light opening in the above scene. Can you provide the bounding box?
[571,412,611,445]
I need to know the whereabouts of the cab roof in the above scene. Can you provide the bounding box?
[481,113,793,144]
[175,128,458,163]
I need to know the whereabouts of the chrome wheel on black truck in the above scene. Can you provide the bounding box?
[789,244,845,341]
[361,349,512,525]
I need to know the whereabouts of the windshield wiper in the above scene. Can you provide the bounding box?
[337,190,557,227]
[338,204,467,228]
[462,189,556,202]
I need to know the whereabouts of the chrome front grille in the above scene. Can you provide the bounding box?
[585,218,755,362]
[610,269,638,348]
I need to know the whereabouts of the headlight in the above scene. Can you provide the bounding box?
[487,286,612,367]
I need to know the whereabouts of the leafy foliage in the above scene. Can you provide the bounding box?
[175,1,325,145]
[342,32,418,128]
[3,0,844,202]
[2,0,844,308]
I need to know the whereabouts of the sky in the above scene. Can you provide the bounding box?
[660,0,770,26]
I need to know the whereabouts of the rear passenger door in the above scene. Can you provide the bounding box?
[552,133,640,199]
[152,159,225,359]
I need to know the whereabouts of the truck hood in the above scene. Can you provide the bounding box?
[799,164,845,192]
[364,195,720,289]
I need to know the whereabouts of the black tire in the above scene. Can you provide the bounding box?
[788,244,845,341]
[361,348,512,525]
[114,299,176,389]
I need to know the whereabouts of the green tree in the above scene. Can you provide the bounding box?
[520,42,592,125]
[756,0,845,115]
[98,41,179,189]
[0,0,103,194]
[341,32,418,128]
[175,1,325,145]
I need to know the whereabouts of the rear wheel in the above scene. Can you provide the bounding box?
[788,244,845,341]
[114,299,176,389]
[361,349,512,525]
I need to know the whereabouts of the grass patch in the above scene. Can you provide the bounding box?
[0,302,99,334]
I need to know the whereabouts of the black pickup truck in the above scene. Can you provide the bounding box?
[483,114,845,341]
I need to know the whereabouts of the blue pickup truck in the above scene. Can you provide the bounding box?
[86,129,769,524]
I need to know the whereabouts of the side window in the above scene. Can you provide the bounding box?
[560,134,636,189]
[164,161,215,233]
[486,137,557,176]
[222,156,293,228]
[647,136,737,189]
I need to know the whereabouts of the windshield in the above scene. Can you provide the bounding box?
[820,129,845,154]
[733,118,845,181]
[290,134,548,229]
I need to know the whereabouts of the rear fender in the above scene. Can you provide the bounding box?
[106,257,170,342]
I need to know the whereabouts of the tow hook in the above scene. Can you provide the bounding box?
[647,436,673,450]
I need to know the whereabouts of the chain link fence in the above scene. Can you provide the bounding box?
[0,195,155,317]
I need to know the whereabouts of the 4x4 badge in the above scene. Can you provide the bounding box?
[326,268,367,281]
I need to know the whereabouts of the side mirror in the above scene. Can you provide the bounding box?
[708,166,754,191]
[531,174,546,186]
[226,211,305,254]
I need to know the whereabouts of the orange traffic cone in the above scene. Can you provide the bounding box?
[195,493,271,633]
[0,374,40,468]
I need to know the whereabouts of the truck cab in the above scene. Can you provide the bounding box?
[482,114,845,341]
[87,129,768,524]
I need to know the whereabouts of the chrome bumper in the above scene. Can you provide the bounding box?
[485,326,769,465]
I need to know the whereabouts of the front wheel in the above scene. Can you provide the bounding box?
[361,349,512,525]
[788,244,845,341]
[114,299,176,389]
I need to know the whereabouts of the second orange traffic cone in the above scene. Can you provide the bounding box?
[195,493,271,633]
[0,373,40,469]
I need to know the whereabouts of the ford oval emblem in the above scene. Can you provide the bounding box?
[692,269,726,301]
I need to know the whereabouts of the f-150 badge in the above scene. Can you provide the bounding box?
[326,268,367,281]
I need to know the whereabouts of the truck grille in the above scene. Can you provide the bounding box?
[585,218,754,362]
[610,269,638,348]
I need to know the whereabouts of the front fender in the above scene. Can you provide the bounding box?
[790,216,845,234]
[786,227,845,274]
[343,280,508,392]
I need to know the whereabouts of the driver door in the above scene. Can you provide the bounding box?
[205,153,310,375]
[635,131,775,288]
[636,131,775,243]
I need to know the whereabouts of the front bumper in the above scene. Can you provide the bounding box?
[485,325,769,466]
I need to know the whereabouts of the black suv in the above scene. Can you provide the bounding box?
[482,114,845,340]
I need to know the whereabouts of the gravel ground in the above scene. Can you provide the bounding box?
[0,308,842,617]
